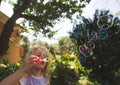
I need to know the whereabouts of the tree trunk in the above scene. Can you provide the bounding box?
[0,0,2,4]
[0,1,32,58]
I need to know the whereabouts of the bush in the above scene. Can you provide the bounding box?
[50,53,92,85]
[0,62,22,81]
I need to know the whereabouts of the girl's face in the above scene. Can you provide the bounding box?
[32,48,48,70]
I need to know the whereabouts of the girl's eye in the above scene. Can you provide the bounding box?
[40,57,44,59]
[36,55,41,57]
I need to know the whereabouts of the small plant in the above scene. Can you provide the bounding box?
[0,62,22,81]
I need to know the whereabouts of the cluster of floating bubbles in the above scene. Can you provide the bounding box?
[73,15,114,62]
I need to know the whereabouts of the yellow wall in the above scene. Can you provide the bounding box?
[0,11,21,64]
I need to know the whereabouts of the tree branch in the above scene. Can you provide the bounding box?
[21,14,42,23]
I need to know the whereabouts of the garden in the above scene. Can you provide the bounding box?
[0,0,120,85]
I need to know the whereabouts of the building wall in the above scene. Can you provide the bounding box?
[0,11,21,64]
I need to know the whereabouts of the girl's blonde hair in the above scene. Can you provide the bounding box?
[26,44,50,85]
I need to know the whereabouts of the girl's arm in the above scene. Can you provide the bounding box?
[0,67,25,85]
[0,55,37,85]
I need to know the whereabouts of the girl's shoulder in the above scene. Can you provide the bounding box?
[19,74,29,85]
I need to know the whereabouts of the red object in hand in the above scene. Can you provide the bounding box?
[35,57,41,63]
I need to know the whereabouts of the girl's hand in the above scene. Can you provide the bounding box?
[21,55,37,73]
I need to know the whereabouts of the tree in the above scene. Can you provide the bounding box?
[58,36,77,54]
[70,10,120,84]
[0,0,1,4]
[0,0,90,58]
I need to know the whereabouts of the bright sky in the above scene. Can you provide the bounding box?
[82,0,120,18]
[0,0,120,44]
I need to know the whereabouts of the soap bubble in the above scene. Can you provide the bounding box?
[74,31,81,39]
[97,15,113,29]
[101,24,110,30]
[88,32,97,42]
[80,23,87,31]
[84,42,95,50]
[78,54,86,62]
[79,45,93,57]
[97,30,108,40]
[81,30,89,37]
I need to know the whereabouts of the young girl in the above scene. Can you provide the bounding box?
[0,44,50,85]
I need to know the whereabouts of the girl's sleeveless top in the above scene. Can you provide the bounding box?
[19,74,47,85]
